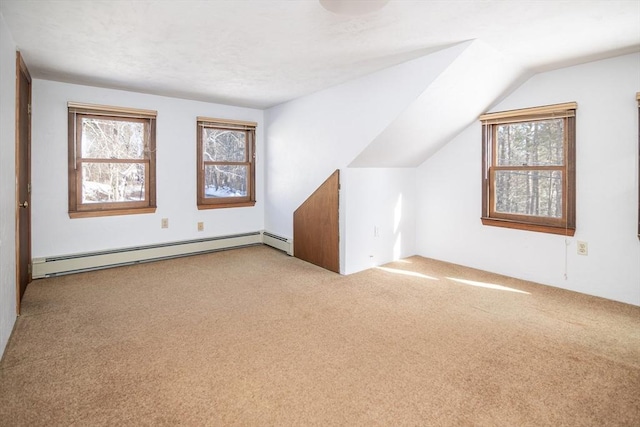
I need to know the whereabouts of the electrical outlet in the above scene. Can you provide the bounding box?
[161,218,169,229]
[197,222,204,231]
[577,241,588,256]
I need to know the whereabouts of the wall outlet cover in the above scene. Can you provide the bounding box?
[577,241,588,256]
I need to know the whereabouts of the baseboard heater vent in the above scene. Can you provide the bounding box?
[32,232,263,278]
[262,231,293,256]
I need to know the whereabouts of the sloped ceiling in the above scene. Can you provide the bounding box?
[265,41,472,201]
[1,0,638,168]
[349,40,529,167]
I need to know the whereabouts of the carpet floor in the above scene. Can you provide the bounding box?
[1,245,638,426]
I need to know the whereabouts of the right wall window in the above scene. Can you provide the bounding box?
[480,102,577,236]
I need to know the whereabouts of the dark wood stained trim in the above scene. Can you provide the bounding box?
[15,51,32,314]
[196,120,204,208]
[481,217,575,236]
[480,105,576,235]
[196,123,256,209]
[479,102,578,121]
[481,123,488,218]
[147,118,157,208]
[68,109,156,217]
[68,108,77,213]
[566,115,576,230]
[197,201,256,210]
[69,207,157,219]
[67,102,156,118]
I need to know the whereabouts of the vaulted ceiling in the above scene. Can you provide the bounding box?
[2,0,639,110]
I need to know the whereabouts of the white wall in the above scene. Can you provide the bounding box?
[263,46,465,274]
[264,43,468,240]
[341,168,416,274]
[417,53,640,306]
[31,80,264,258]
[0,13,17,358]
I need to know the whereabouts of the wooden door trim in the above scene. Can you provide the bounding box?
[15,51,32,314]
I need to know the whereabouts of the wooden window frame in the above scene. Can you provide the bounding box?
[196,117,257,210]
[480,102,577,236]
[67,103,157,218]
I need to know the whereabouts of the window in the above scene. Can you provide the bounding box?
[480,102,577,236]
[197,117,256,209]
[68,103,157,218]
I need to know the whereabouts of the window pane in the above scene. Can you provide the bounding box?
[204,165,247,198]
[82,162,146,203]
[81,118,146,159]
[203,129,246,162]
[496,119,564,166]
[495,170,563,218]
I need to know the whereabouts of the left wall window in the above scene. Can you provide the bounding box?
[68,103,157,218]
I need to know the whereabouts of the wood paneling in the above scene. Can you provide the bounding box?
[16,51,32,313]
[293,170,340,273]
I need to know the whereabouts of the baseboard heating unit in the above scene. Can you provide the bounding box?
[32,231,295,278]
[262,231,294,256]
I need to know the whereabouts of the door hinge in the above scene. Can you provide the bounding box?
[27,263,32,275]
[27,183,31,194]
[28,104,31,116]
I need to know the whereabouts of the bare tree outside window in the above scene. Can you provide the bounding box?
[203,129,248,199]
[480,103,576,236]
[494,119,564,218]
[68,103,157,218]
[197,117,256,210]
[81,118,146,203]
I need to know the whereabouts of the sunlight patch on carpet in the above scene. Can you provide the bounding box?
[446,277,530,294]
[376,266,438,281]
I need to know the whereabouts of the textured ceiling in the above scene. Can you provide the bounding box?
[1,0,639,109]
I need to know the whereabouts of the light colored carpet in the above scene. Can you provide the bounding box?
[1,245,638,426]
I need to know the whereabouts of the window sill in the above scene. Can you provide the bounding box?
[69,207,157,219]
[481,217,575,236]
[197,201,256,210]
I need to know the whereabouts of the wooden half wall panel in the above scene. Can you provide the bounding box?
[293,170,340,273]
